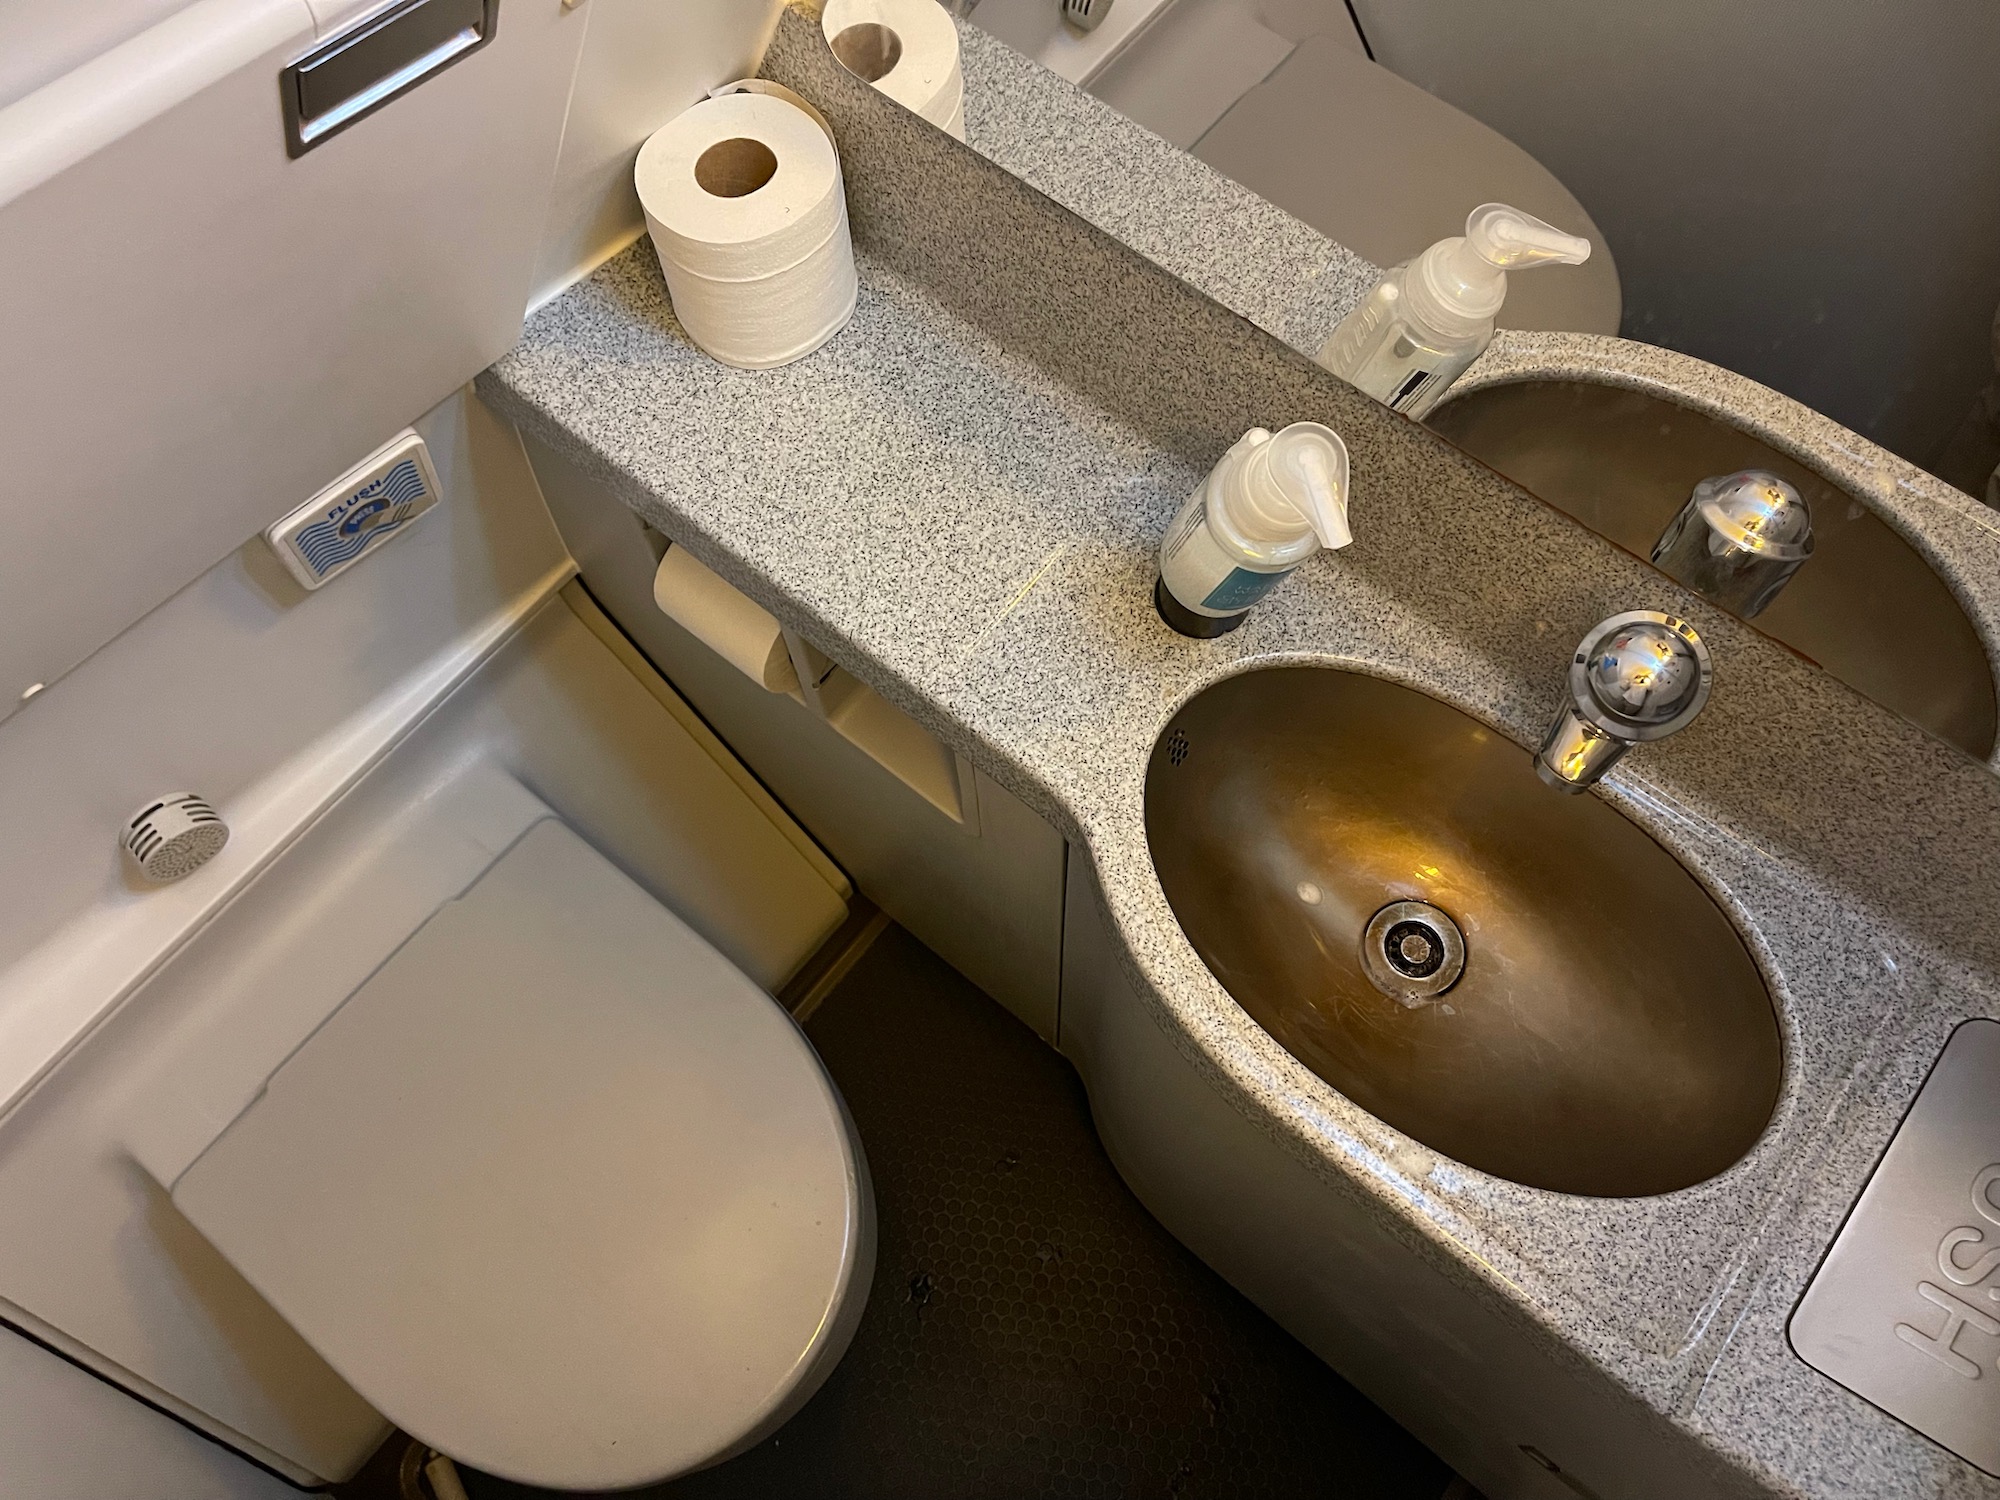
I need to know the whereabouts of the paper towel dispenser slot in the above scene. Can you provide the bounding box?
[650,542,975,827]
[283,0,498,156]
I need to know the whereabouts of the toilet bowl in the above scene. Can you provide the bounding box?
[165,814,875,1490]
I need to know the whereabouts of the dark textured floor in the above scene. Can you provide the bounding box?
[346,924,1455,1500]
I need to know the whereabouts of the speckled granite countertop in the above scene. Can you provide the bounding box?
[479,12,2000,1497]
[948,21,1378,356]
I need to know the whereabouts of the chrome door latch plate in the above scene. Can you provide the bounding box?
[281,0,498,157]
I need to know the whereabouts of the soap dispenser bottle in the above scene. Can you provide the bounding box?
[1316,203,1591,418]
[1155,422,1351,637]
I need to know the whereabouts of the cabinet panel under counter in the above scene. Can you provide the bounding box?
[523,425,1067,1042]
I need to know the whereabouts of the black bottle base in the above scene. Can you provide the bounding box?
[1155,577,1245,638]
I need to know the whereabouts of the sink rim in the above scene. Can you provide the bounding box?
[1137,654,1801,1203]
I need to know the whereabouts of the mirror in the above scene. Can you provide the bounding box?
[1427,381,1996,760]
[943,0,2000,771]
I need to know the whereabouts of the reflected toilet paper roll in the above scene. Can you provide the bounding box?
[823,0,966,141]
[935,79,965,140]
[653,544,800,694]
[635,89,857,369]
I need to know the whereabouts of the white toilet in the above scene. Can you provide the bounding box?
[1,549,881,1492]
[165,812,875,1491]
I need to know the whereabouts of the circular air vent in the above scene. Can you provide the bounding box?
[123,793,228,883]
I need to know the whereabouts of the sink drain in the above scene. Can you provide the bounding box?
[1361,901,1466,1006]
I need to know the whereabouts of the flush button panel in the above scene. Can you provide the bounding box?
[264,429,439,591]
[1792,1019,2000,1475]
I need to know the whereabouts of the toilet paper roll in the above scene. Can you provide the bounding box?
[635,90,857,369]
[653,544,800,694]
[707,78,837,143]
[935,70,966,141]
[931,58,966,141]
[823,0,964,134]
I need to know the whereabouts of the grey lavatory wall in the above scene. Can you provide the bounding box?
[1349,0,2000,474]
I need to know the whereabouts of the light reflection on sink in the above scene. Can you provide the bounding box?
[1146,666,1783,1198]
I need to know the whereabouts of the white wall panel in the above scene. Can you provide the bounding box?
[530,0,784,305]
[0,0,203,111]
[0,0,586,720]
[0,390,569,1118]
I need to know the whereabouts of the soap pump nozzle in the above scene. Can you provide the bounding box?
[1411,203,1593,336]
[1240,422,1352,550]
[1316,201,1593,418]
[1465,202,1593,271]
[1154,422,1352,638]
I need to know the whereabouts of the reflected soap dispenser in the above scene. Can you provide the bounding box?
[1155,422,1351,638]
[1316,203,1591,419]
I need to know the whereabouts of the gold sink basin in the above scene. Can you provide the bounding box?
[1146,667,1782,1197]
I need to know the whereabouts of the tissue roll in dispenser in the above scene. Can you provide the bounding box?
[654,544,801,694]
[636,92,857,369]
[823,0,966,140]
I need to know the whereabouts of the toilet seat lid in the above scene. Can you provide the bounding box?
[171,818,868,1491]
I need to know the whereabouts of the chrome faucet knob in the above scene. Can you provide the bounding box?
[1581,616,1708,728]
[1651,470,1814,619]
[1537,611,1712,792]
[1707,471,1812,551]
